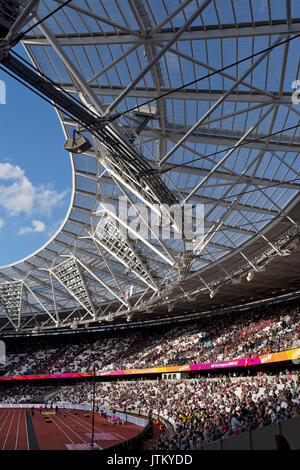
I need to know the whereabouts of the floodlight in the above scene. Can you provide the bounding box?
[133,104,157,118]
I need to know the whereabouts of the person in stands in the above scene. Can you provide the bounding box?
[274,434,291,450]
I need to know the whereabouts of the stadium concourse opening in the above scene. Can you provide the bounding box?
[0,0,300,455]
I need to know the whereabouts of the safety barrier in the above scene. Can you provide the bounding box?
[198,416,300,450]
[107,407,176,446]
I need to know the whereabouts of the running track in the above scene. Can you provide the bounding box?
[0,408,142,450]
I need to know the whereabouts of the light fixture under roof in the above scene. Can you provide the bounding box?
[231,277,242,285]
[64,130,92,154]
[133,104,157,118]
[209,289,217,299]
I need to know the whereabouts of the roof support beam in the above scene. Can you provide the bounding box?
[140,127,300,153]
[22,21,300,46]
[159,35,285,165]
[184,105,275,203]
[60,84,292,104]
[103,0,213,115]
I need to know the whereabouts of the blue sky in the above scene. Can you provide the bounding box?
[0,44,72,267]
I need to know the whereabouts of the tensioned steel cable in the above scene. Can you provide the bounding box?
[109,33,300,120]
[10,50,100,119]
[1,60,299,206]
[11,27,300,123]
[3,55,299,187]
[178,213,297,238]
[0,62,89,128]
[1,56,299,207]
[1,18,299,209]
[15,0,74,42]
[191,176,300,206]
[156,122,300,175]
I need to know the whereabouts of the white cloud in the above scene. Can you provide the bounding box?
[0,162,24,180]
[0,162,69,217]
[0,219,4,230]
[18,219,46,235]
[35,186,69,217]
[47,218,64,239]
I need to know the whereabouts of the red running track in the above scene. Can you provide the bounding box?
[0,409,29,450]
[0,408,142,450]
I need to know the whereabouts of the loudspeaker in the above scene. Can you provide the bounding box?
[64,135,92,154]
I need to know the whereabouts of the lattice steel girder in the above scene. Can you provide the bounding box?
[0,281,23,326]
[90,214,159,291]
[102,175,180,263]
[4,0,40,41]
[9,264,75,304]
[180,192,278,216]
[0,280,57,330]
[95,204,175,266]
[103,0,213,116]
[51,257,97,318]
[140,128,300,153]
[46,235,147,289]
[95,144,174,216]
[77,230,177,275]
[75,161,300,191]
[75,257,127,307]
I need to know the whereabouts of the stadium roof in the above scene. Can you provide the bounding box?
[0,0,300,334]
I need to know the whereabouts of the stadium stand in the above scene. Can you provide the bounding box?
[1,0,300,454]
[0,298,299,450]
[1,300,299,376]
[0,384,56,404]
[34,372,300,450]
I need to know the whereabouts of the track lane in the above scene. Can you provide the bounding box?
[0,408,144,450]
[59,409,141,449]
[63,409,127,441]
[2,409,17,450]
[17,409,29,450]
[0,409,29,450]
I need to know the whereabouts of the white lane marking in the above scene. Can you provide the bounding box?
[14,409,21,450]
[2,410,16,450]
[63,409,126,441]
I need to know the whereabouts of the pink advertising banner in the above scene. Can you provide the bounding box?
[0,348,299,382]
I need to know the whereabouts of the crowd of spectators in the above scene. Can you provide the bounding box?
[52,371,299,449]
[111,307,300,370]
[0,372,298,449]
[0,299,299,450]
[0,300,299,377]
[0,384,55,404]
